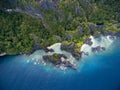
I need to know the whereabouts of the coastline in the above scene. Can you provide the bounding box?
[26,34,117,70]
[0,39,120,90]
[0,34,118,71]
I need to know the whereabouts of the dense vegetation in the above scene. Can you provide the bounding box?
[0,0,120,55]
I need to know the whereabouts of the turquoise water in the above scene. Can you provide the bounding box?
[0,39,120,90]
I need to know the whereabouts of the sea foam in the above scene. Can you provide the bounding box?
[80,35,116,55]
[27,35,116,70]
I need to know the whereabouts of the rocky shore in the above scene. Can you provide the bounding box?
[40,34,117,70]
[60,42,83,60]
[1,34,117,70]
[43,53,77,70]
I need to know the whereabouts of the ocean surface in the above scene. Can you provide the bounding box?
[0,37,120,90]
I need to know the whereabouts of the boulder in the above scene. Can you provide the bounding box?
[84,38,93,46]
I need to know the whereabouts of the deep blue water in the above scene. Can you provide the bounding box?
[0,39,120,90]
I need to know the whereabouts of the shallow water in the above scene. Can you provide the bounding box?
[0,38,120,90]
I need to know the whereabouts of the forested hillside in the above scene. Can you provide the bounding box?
[0,0,120,55]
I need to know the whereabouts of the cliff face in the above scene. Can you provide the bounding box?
[10,0,120,28]
[1,0,120,30]
[12,0,90,31]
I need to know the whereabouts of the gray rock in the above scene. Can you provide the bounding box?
[21,5,44,19]
[114,30,120,37]
[32,35,41,52]
[55,35,62,41]
[72,51,83,60]
[66,34,73,40]
[38,1,58,12]
[112,21,119,24]
[75,6,81,14]
[89,24,96,32]
[44,48,54,53]
[78,27,83,36]
[92,46,106,53]
[82,51,89,56]
[61,42,75,52]
[42,53,78,70]
[52,0,59,4]
[35,0,40,2]
[84,38,93,46]
[61,42,82,60]
[96,25,105,30]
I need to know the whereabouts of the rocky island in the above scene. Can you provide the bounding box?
[0,0,120,70]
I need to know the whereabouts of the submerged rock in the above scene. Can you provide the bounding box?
[71,51,83,60]
[92,46,106,53]
[114,31,120,37]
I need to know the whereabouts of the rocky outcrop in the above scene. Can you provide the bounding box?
[32,35,41,52]
[61,42,75,52]
[65,34,73,40]
[24,5,44,19]
[61,42,82,60]
[42,53,77,70]
[55,35,62,41]
[38,0,58,12]
[114,30,120,37]
[84,38,93,46]
[43,53,67,64]
[78,27,83,36]
[92,46,106,53]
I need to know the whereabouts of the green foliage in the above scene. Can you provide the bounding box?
[88,0,120,24]
[0,0,120,54]
[0,11,47,54]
